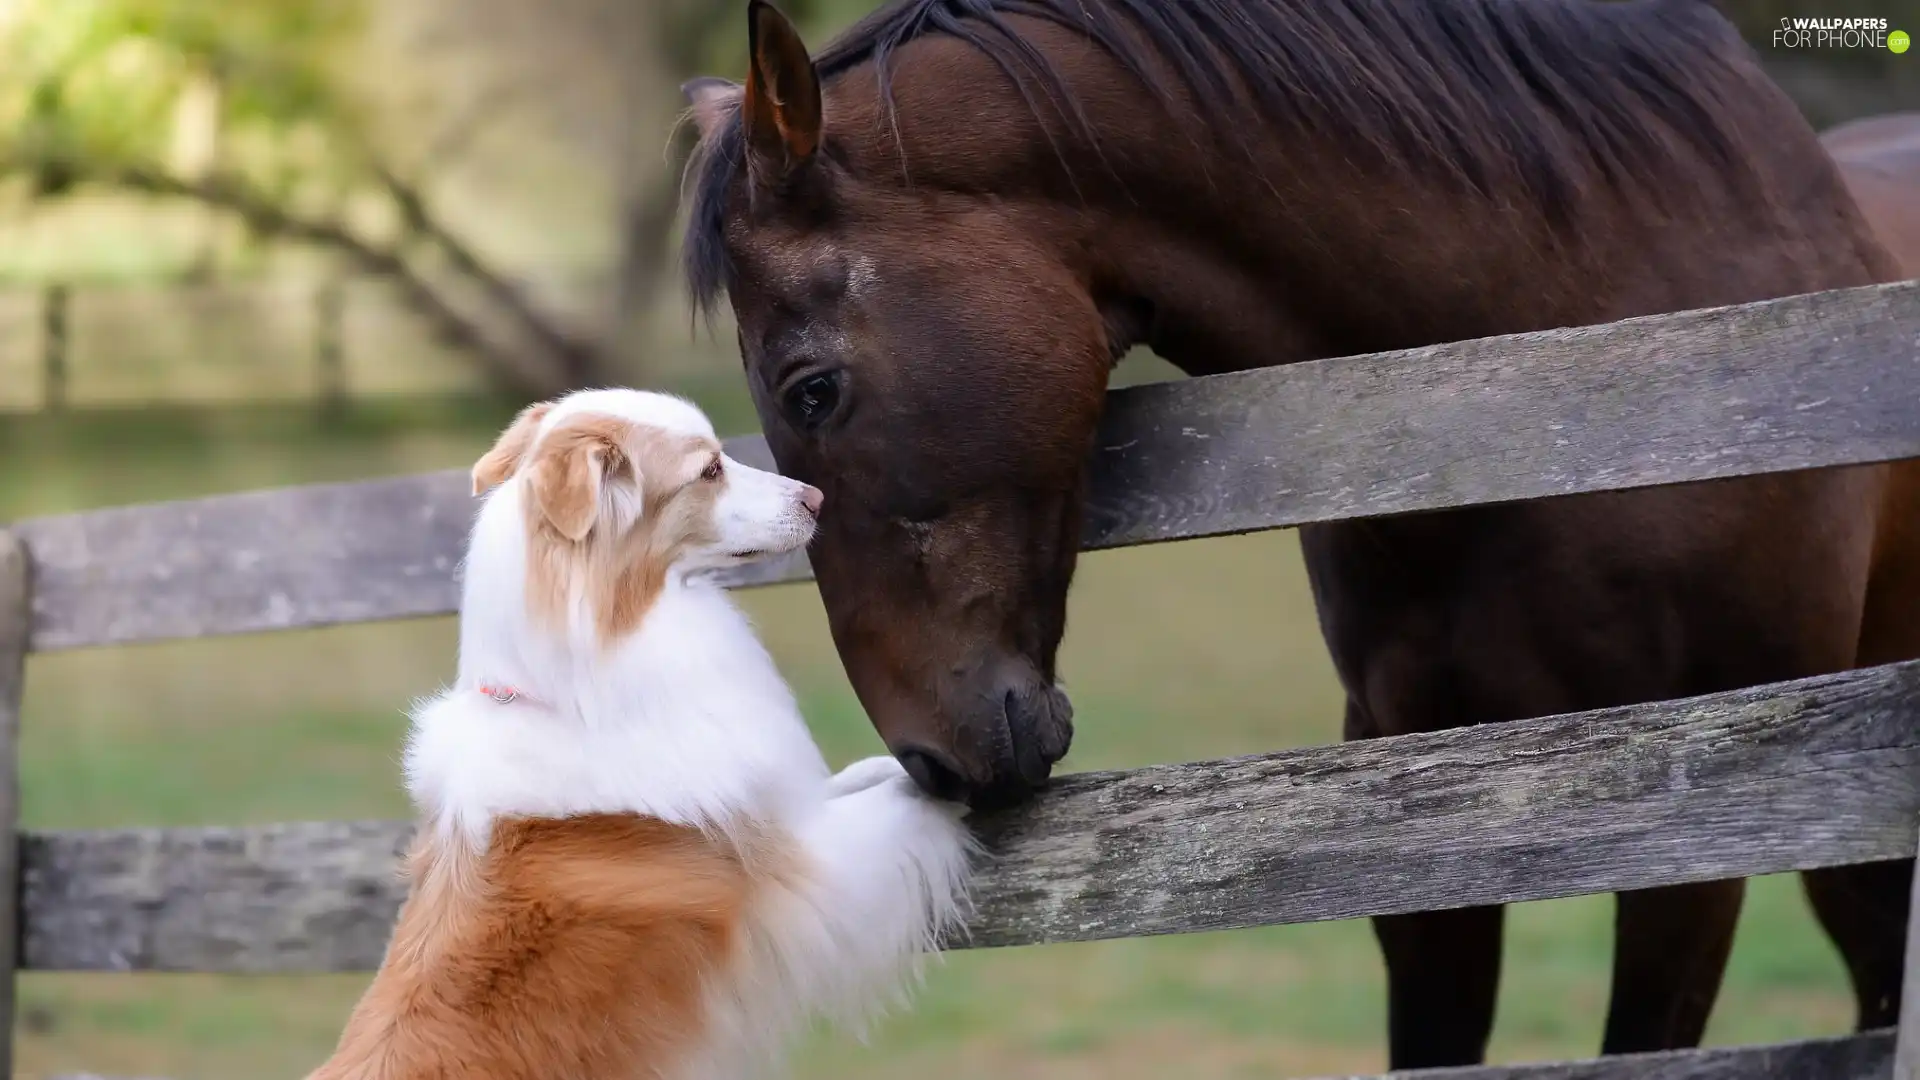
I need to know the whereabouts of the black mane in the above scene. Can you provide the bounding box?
[683,0,1757,313]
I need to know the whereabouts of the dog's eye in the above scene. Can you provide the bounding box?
[782,371,843,431]
[701,458,723,482]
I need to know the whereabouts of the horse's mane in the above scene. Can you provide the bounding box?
[683,0,1760,313]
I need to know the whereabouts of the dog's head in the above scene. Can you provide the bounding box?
[470,389,822,640]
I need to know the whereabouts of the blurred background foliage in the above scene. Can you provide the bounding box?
[0,1,1913,1077]
[0,0,845,394]
[0,0,1907,396]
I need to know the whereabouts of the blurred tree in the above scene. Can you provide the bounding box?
[0,0,853,394]
[0,0,611,394]
[389,0,836,356]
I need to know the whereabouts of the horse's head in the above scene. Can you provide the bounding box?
[682,3,1128,807]
[680,0,1849,808]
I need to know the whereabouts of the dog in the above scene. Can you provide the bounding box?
[308,388,977,1080]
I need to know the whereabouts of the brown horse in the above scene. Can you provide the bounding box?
[1828,112,1920,276]
[680,0,1916,1068]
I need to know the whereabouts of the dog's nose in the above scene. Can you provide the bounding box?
[799,485,824,518]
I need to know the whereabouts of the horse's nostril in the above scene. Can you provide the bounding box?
[1001,684,1068,786]
[799,485,824,518]
[899,748,966,802]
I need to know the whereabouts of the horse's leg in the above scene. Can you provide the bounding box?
[1341,700,1505,1068]
[1600,879,1746,1054]
[1806,462,1920,1031]
[1374,905,1506,1068]
[1801,860,1910,1030]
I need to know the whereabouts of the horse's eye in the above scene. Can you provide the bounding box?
[782,371,844,430]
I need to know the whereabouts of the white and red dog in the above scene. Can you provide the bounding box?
[310,389,976,1080]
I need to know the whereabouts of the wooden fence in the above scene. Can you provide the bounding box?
[1,273,660,412]
[3,278,499,413]
[4,280,1920,1078]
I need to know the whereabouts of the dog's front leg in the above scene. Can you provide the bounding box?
[826,754,910,798]
[769,771,976,1037]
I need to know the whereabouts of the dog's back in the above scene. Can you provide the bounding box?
[312,816,754,1080]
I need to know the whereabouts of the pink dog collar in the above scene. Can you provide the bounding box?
[478,683,535,707]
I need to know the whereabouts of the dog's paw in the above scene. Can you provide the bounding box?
[828,754,909,798]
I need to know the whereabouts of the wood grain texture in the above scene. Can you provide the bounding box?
[0,534,27,1076]
[1082,279,1920,547]
[18,280,1920,652]
[21,660,1919,973]
[11,435,798,653]
[1897,819,1920,1080]
[1320,1031,1892,1079]
[21,820,412,973]
[34,1033,1898,1080]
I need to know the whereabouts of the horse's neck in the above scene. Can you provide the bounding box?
[1114,128,1888,380]
[950,23,1893,376]
[850,1,1889,376]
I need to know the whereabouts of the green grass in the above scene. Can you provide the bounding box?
[3,385,1857,1079]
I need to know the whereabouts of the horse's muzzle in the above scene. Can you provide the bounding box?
[963,676,1074,810]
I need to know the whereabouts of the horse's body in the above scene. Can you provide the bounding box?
[683,0,1916,1067]
[1829,113,1920,275]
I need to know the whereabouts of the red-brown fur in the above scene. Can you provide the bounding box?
[309,816,768,1080]
[484,409,730,642]
[470,403,555,498]
[1806,112,1920,1036]
[1829,113,1920,278]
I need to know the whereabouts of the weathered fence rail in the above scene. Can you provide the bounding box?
[5,279,497,413]
[19,280,1920,651]
[5,279,1920,1079]
[22,657,1920,971]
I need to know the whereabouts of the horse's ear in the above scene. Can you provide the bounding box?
[743,0,821,186]
[682,76,743,141]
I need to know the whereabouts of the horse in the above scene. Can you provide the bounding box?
[678,0,1916,1068]
[1827,112,1920,276]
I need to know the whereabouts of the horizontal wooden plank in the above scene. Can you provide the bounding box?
[21,659,1919,972]
[17,279,1920,651]
[12,433,799,652]
[1320,1031,1892,1079]
[31,1032,1900,1080]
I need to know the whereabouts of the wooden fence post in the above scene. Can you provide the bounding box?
[0,533,28,1078]
[41,286,67,413]
[314,280,346,422]
[1897,829,1920,1080]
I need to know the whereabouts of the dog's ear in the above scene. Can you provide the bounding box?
[525,416,633,542]
[472,401,555,496]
